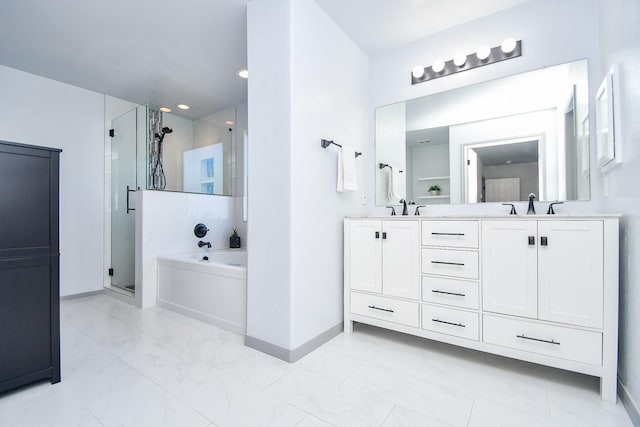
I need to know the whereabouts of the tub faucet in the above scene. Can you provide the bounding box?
[198,240,212,248]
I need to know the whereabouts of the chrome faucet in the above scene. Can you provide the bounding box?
[198,240,212,248]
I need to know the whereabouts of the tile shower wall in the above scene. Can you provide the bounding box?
[136,190,237,308]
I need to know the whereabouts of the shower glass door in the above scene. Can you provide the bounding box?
[110,107,138,292]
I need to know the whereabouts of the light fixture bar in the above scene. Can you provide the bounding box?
[411,40,522,85]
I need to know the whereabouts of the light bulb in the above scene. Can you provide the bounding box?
[476,45,491,60]
[453,53,467,67]
[501,38,517,54]
[237,69,249,79]
[412,65,425,79]
[432,59,445,73]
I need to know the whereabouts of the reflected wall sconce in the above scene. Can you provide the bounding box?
[411,39,522,85]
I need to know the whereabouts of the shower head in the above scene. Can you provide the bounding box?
[155,126,173,142]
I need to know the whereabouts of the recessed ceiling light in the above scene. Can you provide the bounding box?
[506,160,512,164]
[177,104,190,110]
[237,69,249,79]
[225,120,234,125]
[159,107,171,113]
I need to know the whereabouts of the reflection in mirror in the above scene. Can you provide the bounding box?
[148,106,236,196]
[376,59,590,206]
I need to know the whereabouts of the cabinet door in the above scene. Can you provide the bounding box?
[349,220,382,293]
[482,221,538,318]
[382,221,420,299]
[538,221,603,328]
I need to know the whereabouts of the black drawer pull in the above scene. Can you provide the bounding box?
[375,231,380,239]
[431,260,465,266]
[432,318,465,328]
[368,305,394,313]
[431,232,465,236]
[528,236,535,245]
[431,289,466,297]
[540,236,548,246]
[516,334,560,345]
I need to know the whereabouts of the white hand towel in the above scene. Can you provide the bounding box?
[337,145,358,192]
[387,166,405,200]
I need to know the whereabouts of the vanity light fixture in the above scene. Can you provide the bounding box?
[237,69,249,79]
[411,38,522,85]
[501,38,517,54]
[432,59,446,73]
[476,45,491,61]
[177,104,190,110]
[159,106,172,113]
[453,53,467,67]
[412,65,425,79]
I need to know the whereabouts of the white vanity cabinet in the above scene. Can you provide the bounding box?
[482,220,604,328]
[345,219,420,329]
[344,216,619,401]
[420,220,480,341]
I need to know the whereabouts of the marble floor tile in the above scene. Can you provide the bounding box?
[7,294,633,427]
[381,405,454,427]
[324,330,427,377]
[180,370,306,427]
[267,367,393,427]
[344,364,474,427]
[0,384,101,427]
[467,398,562,427]
[414,349,550,417]
[295,340,364,384]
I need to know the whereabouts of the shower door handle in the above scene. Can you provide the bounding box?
[126,185,136,214]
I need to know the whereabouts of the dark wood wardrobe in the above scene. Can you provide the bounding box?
[0,140,61,393]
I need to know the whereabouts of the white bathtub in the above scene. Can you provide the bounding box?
[157,249,247,334]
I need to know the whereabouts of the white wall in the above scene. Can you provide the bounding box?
[367,0,603,216]
[597,0,640,419]
[247,0,368,352]
[289,0,369,349]
[0,65,105,296]
[246,0,294,350]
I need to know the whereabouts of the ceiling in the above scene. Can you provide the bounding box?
[0,0,530,120]
[474,140,539,166]
[314,0,531,53]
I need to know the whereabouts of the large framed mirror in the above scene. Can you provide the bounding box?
[375,59,590,206]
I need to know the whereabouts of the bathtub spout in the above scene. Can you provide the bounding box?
[198,240,212,248]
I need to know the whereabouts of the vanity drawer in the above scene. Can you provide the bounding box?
[422,248,478,280]
[422,221,479,248]
[483,315,602,365]
[422,304,479,340]
[422,276,478,309]
[350,292,419,328]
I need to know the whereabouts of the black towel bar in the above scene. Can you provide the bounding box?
[321,139,362,157]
